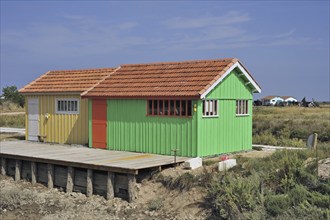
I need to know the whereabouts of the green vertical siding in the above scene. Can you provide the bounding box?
[107,99,198,157]
[90,68,256,157]
[206,69,253,99]
[197,69,253,156]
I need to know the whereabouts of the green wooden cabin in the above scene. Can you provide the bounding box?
[83,58,261,157]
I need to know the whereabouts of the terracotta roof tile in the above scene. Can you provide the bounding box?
[84,58,243,98]
[19,68,116,94]
[261,96,279,100]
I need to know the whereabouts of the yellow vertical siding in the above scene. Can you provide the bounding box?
[25,95,88,145]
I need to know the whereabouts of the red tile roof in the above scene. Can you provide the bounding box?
[261,96,278,100]
[262,96,296,101]
[83,58,255,98]
[19,68,116,94]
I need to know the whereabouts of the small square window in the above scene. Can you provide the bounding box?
[202,100,218,117]
[56,98,79,114]
[236,100,249,115]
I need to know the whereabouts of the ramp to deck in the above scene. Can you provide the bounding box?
[0,141,188,175]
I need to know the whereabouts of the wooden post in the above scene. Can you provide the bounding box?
[47,164,54,188]
[106,172,115,200]
[15,160,21,181]
[86,169,93,197]
[1,158,6,175]
[66,167,74,193]
[31,162,37,184]
[313,133,318,176]
[127,174,136,203]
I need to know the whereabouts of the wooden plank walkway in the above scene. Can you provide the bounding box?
[0,141,189,175]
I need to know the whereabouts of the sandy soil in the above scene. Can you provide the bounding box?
[0,169,208,220]
[0,133,25,141]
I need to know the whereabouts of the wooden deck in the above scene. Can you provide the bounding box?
[0,141,189,175]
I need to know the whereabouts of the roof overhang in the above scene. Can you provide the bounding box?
[82,95,200,100]
[19,92,82,96]
[200,61,261,99]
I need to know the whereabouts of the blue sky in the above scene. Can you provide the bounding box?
[1,1,329,101]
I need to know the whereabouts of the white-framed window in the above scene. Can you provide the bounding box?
[236,100,249,116]
[202,99,218,117]
[55,98,79,114]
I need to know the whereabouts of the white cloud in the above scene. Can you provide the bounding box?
[1,11,320,62]
[1,14,146,61]
[165,11,251,29]
[161,12,317,51]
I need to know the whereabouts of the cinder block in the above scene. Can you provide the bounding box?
[218,159,237,171]
[183,157,202,170]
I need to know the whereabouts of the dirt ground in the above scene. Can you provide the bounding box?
[3,147,328,220]
[0,133,25,141]
[0,168,209,220]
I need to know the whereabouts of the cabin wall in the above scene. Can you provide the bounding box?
[197,69,253,156]
[25,95,88,145]
[88,68,255,157]
[105,99,198,157]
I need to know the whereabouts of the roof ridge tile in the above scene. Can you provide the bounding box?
[120,58,236,67]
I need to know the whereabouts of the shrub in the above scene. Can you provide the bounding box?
[289,185,309,206]
[281,200,330,219]
[171,173,196,191]
[253,132,277,146]
[147,197,163,211]
[308,191,330,209]
[265,194,292,216]
[156,172,197,191]
[206,172,262,219]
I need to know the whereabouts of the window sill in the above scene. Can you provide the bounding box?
[146,114,192,118]
[56,111,79,115]
[202,115,219,118]
[236,114,250,117]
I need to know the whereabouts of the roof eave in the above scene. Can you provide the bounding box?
[19,91,83,96]
[82,95,200,100]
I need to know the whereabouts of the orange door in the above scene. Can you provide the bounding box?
[92,100,107,149]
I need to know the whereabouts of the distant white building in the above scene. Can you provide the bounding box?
[261,96,298,106]
[261,96,284,105]
[281,96,298,103]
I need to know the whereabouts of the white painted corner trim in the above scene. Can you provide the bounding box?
[200,62,261,99]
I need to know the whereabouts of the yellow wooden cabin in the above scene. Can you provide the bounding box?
[19,68,115,145]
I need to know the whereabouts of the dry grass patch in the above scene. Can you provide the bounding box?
[0,102,24,113]
[0,114,25,128]
[253,106,330,146]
